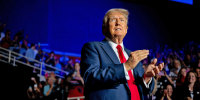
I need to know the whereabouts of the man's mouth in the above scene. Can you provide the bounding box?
[115,28,122,31]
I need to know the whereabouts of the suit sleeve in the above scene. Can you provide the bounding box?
[80,42,127,88]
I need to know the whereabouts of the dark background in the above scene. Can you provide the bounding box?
[0,0,199,55]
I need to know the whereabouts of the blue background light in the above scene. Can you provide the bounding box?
[170,0,193,5]
[0,0,199,56]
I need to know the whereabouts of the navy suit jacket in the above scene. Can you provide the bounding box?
[81,40,155,100]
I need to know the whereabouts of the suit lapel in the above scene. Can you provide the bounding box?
[124,48,131,56]
[100,40,120,64]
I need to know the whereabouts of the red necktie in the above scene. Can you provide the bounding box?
[116,45,140,100]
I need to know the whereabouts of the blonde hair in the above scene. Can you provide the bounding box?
[103,8,129,25]
[102,8,129,35]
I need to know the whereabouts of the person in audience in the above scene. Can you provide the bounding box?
[38,81,45,100]
[54,58,62,76]
[72,62,84,85]
[184,53,193,69]
[27,77,43,100]
[165,55,174,72]
[17,35,29,60]
[0,30,12,49]
[198,58,200,68]
[195,67,200,83]
[154,66,174,100]
[59,55,69,66]
[35,49,45,62]
[10,35,20,52]
[25,43,37,65]
[15,30,25,42]
[169,59,182,81]
[67,62,84,99]
[183,71,200,100]
[64,59,74,75]
[27,85,38,100]
[160,84,175,100]
[33,49,47,74]
[0,23,5,42]
[43,76,56,100]
[20,37,29,49]
[45,51,56,71]
[20,34,29,50]
[174,67,187,99]
[163,56,171,75]
[53,77,66,100]
[46,51,56,66]
[176,67,187,87]
[163,70,174,86]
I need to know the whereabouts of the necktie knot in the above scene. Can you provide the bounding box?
[116,45,122,50]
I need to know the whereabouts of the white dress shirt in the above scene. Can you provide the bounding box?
[106,38,152,88]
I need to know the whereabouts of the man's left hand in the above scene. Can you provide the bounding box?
[143,58,164,83]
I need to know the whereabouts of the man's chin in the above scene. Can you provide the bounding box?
[114,32,125,36]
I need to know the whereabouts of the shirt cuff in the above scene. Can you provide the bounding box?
[123,63,130,80]
[143,77,152,88]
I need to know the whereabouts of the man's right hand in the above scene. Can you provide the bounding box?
[125,50,149,71]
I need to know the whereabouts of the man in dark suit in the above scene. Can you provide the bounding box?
[81,8,164,100]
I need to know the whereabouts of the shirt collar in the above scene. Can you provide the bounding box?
[105,37,124,50]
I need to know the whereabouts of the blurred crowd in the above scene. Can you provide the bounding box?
[0,22,84,100]
[26,65,84,100]
[143,41,200,100]
[1,22,200,100]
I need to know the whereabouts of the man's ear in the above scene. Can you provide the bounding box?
[125,25,128,33]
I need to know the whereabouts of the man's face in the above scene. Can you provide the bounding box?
[107,11,128,40]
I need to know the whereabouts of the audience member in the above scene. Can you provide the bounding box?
[59,55,69,66]
[10,35,20,52]
[176,67,187,87]
[71,62,84,85]
[68,62,84,99]
[35,49,45,62]
[195,67,200,83]
[183,71,200,100]
[0,30,12,49]
[169,59,182,81]
[25,43,37,65]
[63,59,74,75]
[54,58,62,75]
[160,84,175,100]
[0,23,5,42]
[173,67,187,99]
[27,77,43,100]
[43,76,56,99]
[45,51,56,71]
[18,36,29,59]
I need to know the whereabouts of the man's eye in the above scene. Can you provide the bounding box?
[120,19,125,22]
[110,19,116,22]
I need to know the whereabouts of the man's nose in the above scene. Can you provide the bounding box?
[115,19,120,26]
